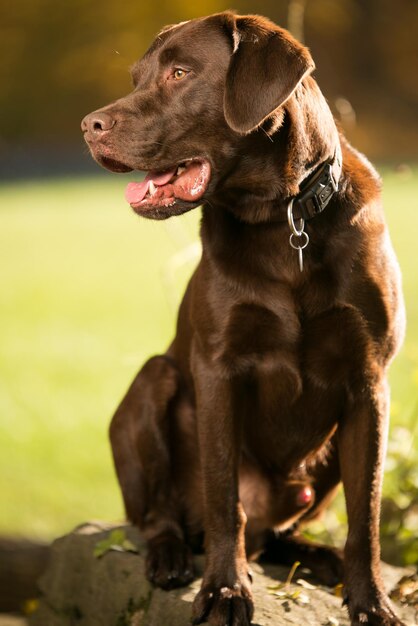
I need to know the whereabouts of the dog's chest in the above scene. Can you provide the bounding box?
[213,300,369,464]
[214,298,367,386]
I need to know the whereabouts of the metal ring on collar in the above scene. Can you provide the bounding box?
[289,231,310,250]
[287,199,305,237]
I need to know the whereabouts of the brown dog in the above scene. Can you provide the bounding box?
[82,12,406,626]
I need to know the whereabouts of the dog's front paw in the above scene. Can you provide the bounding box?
[192,579,254,626]
[145,533,195,590]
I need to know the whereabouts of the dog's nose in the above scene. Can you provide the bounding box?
[81,111,116,135]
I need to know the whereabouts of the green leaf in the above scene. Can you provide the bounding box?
[93,529,139,558]
[121,539,139,552]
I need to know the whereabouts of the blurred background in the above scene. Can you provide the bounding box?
[0,0,417,610]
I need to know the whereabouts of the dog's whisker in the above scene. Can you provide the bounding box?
[260,125,274,143]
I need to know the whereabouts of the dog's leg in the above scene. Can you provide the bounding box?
[339,377,405,626]
[262,530,344,587]
[191,361,254,626]
[109,355,194,590]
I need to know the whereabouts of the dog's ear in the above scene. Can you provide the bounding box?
[223,15,315,134]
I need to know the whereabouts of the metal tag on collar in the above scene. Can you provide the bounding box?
[287,199,309,272]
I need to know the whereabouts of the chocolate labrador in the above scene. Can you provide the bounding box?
[82,12,406,626]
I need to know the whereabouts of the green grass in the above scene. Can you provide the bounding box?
[0,169,417,548]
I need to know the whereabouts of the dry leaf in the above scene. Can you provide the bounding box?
[296,578,317,590]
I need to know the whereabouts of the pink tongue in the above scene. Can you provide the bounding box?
[145,169,176,185]
[125,168,176,204]
[125,181,149,204]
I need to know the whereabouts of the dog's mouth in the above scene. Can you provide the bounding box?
[124,158,211,215]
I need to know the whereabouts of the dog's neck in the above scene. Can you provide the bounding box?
[213,77,342,226]
[199,80,346,282]
[274,77,342,210]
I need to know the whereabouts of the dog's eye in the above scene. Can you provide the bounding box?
[173,68,188,81]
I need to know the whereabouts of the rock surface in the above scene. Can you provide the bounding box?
[29,523,417,626]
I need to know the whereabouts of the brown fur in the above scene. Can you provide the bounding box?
[82,12,406,626]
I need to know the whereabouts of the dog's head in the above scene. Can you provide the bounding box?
[82,12,316,219]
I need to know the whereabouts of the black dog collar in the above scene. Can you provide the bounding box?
[286,146,342,271]
[294,159,339,221]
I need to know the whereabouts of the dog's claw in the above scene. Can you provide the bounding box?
[192,582,254,626]
[348,602,406,626]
